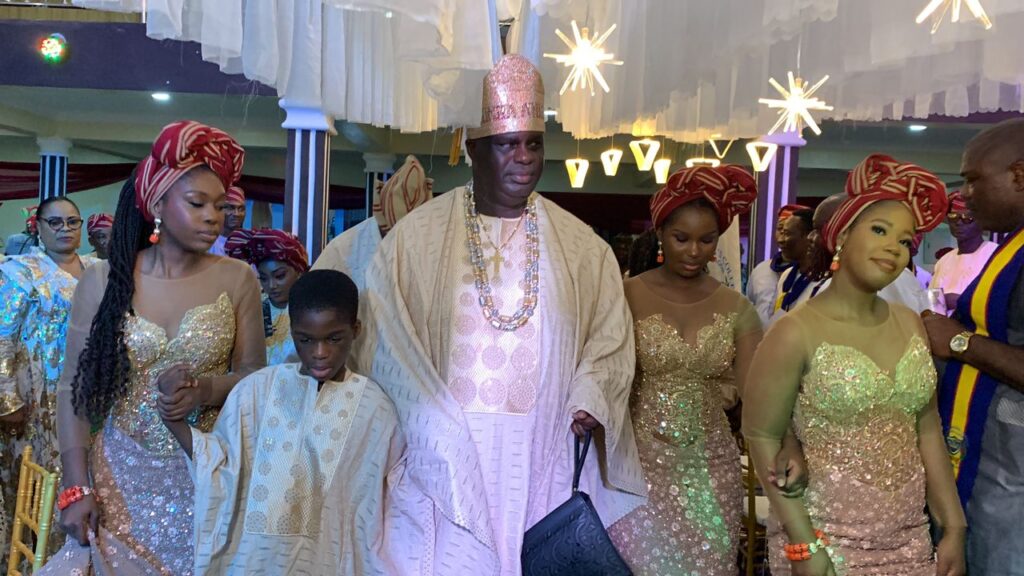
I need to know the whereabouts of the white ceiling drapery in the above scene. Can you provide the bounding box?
[73,0,1024,138]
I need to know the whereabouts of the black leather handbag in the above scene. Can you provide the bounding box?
[520,431,633,576]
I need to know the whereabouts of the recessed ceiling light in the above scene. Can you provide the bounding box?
[384,10,393,18]
[908,124,928,132]
[151,92,171,102]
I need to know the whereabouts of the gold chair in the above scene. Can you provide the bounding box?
[6,446,57,576]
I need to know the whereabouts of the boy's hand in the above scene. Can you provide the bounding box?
[155,364,204,421]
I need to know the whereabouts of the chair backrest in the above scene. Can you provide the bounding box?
[6,445,58,576]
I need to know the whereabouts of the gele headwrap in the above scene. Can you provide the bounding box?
[87,213,113,234]
[779,204,811,220]
[650,165,758,231]
[948,190,969,215]
[134,121,245,223]
[822,154,948,253]
[224,228,309,274]
[225,186,246,206]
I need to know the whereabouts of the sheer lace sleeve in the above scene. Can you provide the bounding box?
[732,295,763,400]
[742,314,819,542]
[57,262,108,452]
[205,261,267,406]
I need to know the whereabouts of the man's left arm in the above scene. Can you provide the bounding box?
[567,243,635,441]
[924,314,1024,393]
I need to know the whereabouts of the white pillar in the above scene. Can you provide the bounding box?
[280,101,336,262]
[37,137,72,201]
[750,130,806,270]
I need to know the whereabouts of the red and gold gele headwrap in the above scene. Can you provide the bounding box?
[134,121,245,222]
[947,190,969,215]
[822,154,948,253]
[87,213,114,234]
[225,185,246,206]
[374,155,431,234]
[224,229,309,274]
[650,165,758,231]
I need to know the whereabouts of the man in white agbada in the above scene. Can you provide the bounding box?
[365,54,646,575]
[314,156,432,375]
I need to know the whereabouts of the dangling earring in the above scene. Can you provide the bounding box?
[149,218,162,245]
[656,242,664,264]
[830,244,843,272]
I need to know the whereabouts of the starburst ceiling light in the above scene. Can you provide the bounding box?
[543,20,623,96]
[601,148,623,176]
[629,139,661,172]
[654,158,672,184]
[565,158,590,188]
[916,0,992,34]
[759,72,833,136]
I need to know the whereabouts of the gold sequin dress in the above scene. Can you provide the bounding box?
[43,257,266,575]
[748,302,938,575]
[609,278,762,575]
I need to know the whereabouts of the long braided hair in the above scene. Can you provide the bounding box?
[71,175,154,425]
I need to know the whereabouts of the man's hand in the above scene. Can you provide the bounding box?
[922,313,967,360]
[571,410,601,438]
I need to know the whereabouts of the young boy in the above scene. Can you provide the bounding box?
[158,270,407,575]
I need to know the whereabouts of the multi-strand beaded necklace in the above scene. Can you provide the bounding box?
[463,182,540,332]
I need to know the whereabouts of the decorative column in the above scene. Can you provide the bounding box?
[749,130,806,272]
[280,101,336,263]
[362,152,396,220]
[37,137,71,202]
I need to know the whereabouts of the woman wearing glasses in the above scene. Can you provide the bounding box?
[0,196,98,553]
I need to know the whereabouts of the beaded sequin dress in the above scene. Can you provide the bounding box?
[609,278,762,575]
[42,257,265,575]
[751,303,938,575]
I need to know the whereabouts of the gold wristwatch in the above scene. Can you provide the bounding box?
[950,331,974,355]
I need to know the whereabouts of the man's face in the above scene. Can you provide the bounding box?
[88,228,111,257]
[466,132,545,206]
[222,200,246,235]
[946,210,982,245]
[778,216,810,263]
[961,144,1024,233]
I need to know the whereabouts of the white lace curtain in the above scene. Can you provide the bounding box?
[73,0,1024,137]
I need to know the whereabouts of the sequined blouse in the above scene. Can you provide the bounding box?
[56,256,268,454]
[0,248,98,416]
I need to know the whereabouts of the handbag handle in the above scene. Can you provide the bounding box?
[572,430,592,493]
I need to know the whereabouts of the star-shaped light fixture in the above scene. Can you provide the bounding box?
[544,20,623,96]
[759,72,833,136]
[916,0,992,34]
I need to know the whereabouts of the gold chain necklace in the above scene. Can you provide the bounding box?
[464,182,539,332]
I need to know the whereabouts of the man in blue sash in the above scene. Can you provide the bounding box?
[924,118,1024,575]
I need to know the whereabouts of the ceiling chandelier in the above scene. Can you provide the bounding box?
[759,72,833,136]
[916,0,992,34]
[544,20,623,96]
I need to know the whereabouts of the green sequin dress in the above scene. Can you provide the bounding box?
[609,279,762,575]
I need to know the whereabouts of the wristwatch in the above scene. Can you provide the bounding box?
[950,331,974,355]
